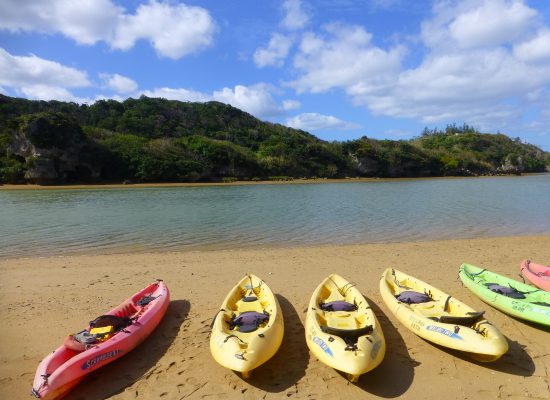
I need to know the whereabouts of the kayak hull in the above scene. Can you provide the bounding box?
[380,268,508,361]
[459,263,550,327]
[210,274,283,377]
[520,260,550,292]
[32,281,170,400]
[305,274,385,382]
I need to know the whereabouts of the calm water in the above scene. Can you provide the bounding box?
[1,175,549,259]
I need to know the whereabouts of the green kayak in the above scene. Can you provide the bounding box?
[459,263,550,327]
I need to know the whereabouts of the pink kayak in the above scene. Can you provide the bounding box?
[520,260,550,292]
[32,280,169,400]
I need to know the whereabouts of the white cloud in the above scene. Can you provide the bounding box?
[212,84,283,117]
[0,0,121,44]
[286,113,361,131]
[514,29,550,62]
[290,24,404,93]
[141,84,291,119]
[281,0,310,30]
[253,33,293,68]
[288,0,550,133]
[100,73,138,94]
[112,1,216,59]
[447,0,537,49]
[282,99,301,110]
[139,87,211,102]
[20,85,82,102]
[0,48,90,101]
[0,0,216,59]
[422,0,539,51]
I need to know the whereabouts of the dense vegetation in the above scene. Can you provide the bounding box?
[0,94,547,184]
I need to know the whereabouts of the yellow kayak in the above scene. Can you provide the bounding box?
[305,273,386,382]
[380,268,508,362]
[210,273,284,378]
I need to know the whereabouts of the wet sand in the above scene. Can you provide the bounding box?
[1,236,549,399]
[0,174,536,191]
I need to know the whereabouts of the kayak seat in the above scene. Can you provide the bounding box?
[228,311,270,333]
[396,290,433,304]
[439,311,485,327]
[319,300,357,312]
[484,283,525,299]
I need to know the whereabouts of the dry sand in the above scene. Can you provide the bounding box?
[1,236,549,399]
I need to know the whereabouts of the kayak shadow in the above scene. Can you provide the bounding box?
[426,336,535,377]
[66,299,190,400]
[508,315,550,333]
[245,294,309,392]
[356,296,418,398]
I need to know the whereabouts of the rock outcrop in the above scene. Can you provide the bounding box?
[8,112,101,184]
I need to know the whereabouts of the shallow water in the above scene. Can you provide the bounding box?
[1,175,549,258]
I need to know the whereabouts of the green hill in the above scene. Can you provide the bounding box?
[0,94,547,184]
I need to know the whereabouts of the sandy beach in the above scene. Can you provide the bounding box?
[1,236,549,399]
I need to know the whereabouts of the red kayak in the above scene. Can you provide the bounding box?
[520,260,550,292]
[32,280,169,400]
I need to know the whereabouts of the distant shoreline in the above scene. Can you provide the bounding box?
[1,173,546,190]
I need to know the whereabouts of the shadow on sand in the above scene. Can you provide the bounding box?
[356,296,418,398]
[426,335,535,377]
[245,294,309,393]
[66,299,190,400]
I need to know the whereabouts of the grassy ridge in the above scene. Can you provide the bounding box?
[0,94,547,184]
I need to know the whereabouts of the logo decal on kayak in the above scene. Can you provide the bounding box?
[312,336,334,357]
[81,349,122,370]
[370,340,382,359]
[426,325,463,340]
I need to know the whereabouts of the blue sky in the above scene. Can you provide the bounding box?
[1,0,550,150]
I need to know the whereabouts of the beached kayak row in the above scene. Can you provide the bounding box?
[31,259,549,399]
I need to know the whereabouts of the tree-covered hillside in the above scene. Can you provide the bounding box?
[0,94,547,184]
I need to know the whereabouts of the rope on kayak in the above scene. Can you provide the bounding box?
[461,268,487,280]
[391,269,412,290]
[508,283,540,295]
[327,276,354,297]
[209,309,225,330]
[224,334,247,344]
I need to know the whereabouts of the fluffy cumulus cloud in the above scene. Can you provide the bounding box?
[0,0,121,44]
[0,48,90,101]
[0,0,215,59]
[212,84,284,117]
[141,84,292,119]
[286,113,361,131]
[100,73,138,94]
[281,0,310,30]
[253,33,293,68]
[513,29,550,62]
[422,0,538,50]
[289,0,550,132]
[112,1,216,59]
[290,23,404,93]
